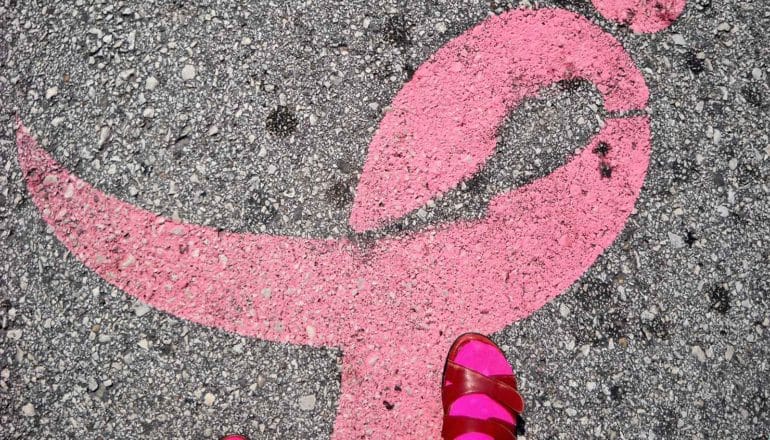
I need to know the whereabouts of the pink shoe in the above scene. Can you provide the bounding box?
[219,435,249,440]
[441,333,526,440]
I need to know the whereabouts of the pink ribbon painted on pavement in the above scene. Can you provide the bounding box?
[18,8,656,439]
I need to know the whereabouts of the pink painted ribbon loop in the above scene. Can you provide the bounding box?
[349,9,649,232]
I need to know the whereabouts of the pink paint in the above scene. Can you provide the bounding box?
[18,9,652,440]
[349,9,648,232]
[591,0,687,33]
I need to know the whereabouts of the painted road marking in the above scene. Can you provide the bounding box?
[15,3,685,438]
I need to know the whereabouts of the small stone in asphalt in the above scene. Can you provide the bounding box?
[88,377,98,392]
[717,205,730,217]
[299,394,317,411]
[118,69,135,80]
[98,126,110,146]
[145,76,159,91]
[725,345,735,361]
[21,403,35,417]
[133,303,151,317]
[691,345,706,363]
[668,232,685,249]
[45,87,58,99]
[181,65,196,81]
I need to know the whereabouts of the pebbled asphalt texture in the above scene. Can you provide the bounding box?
[1,0,769,439]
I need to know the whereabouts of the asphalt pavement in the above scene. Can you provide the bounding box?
[1,0,769,439]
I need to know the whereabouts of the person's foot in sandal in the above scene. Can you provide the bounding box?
[442,333,526,440]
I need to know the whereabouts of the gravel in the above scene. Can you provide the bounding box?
[1,0,768,439]
[145,76,159,91]
[181,64,196,81]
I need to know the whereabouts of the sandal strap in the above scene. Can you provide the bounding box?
[442,360,525,415]
[442,415,517,440]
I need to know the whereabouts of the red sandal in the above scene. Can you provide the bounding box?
[442,333,526,440]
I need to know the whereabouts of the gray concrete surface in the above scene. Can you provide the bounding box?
[1,0,768,438]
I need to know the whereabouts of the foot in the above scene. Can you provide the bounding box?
[441,333,525,440]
